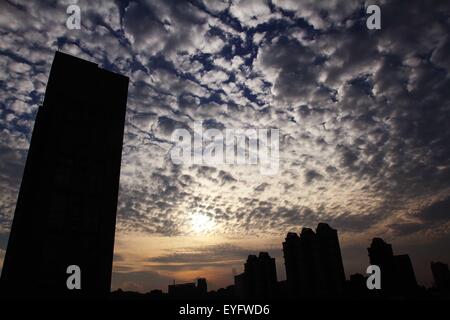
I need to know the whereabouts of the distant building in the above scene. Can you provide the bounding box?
[368,238,418,295]
[346,273,368,297]
[196,278,208,295]
[276,280,289,299]
[234,272,247,299]
[208,285,235,300]
[282,223,345,298]
[0,51,128,298]
[234,252,277,299]
[283,229,318,298]
[368,238,397,293]
[168,278,207,298]
[394,254,418,292]
[431,261,450,291]
[316,223,346,295]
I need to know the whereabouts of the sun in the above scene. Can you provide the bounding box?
[190,212,216,234]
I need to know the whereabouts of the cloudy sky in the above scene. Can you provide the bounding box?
[0,0,450,292]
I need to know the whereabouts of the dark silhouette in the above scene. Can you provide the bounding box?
[168,278,208,299]
[107,227,449,300]
[394,254,418,293]
[345,273,369,298]
[282,223,345,298]
[431,261,450,293]
[234,252,277,299]
[367,238,397,293]
[368,238,418,296]
[0,51,129,298]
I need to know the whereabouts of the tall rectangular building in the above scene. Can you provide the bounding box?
[367,238,397,294]
[431,261,450,291]
[282,223,346,298]
[316,223,346,296]
[234,252,277,299]
[0,52,128,298]
[368,238,418,295]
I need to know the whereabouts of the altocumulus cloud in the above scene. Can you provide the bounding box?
[0,1,449,271]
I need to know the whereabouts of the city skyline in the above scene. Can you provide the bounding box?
[0,0,450,294]
[112,223,450,298]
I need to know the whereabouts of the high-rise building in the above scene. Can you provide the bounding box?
[431,261,450,291]
[394,254,418,292]
[282,223,345,298]
[0,52,128,298]
[283,229,318,298]
[234,272,248,299]
[316,223,346,295]
[367,238,396,293]
[234,252,277,299]
[367,238,418,295]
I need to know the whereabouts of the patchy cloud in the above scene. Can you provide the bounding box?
[0,0,450,288]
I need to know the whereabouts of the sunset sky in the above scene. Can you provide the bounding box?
[1,0,450,292]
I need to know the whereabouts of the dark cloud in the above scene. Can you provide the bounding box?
[148,243,252,264]
[388,222,425,237]
[331,211,386,233]
[218,170,237,184]
[256,35,321,103]
[254,182,269,192]
[305,169,323,184]
[419,197,450,224]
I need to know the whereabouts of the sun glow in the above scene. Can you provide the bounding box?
[190,212,216,234]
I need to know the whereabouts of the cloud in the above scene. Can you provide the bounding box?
[229,0,272,28]
[123,0,209,57]
[148,243,251,264]
[305,169,323,184]
[419,197,450,224]
[0,0,450,290]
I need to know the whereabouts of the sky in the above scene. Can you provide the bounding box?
[0,0,450,293]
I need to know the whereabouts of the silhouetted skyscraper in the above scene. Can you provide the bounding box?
[394,254,417,293]
[368,238,418,295]
[431,261,450,291]
[367,238,396,293]
[283,229,318,298]
[316,223,346,295]
[234,272,247,299]
[282,223,345,298]
[234,252,277,299]
[0,52,128,298]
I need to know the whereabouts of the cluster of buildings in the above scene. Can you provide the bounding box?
[142,223,450,300]
[231,224,449,299]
